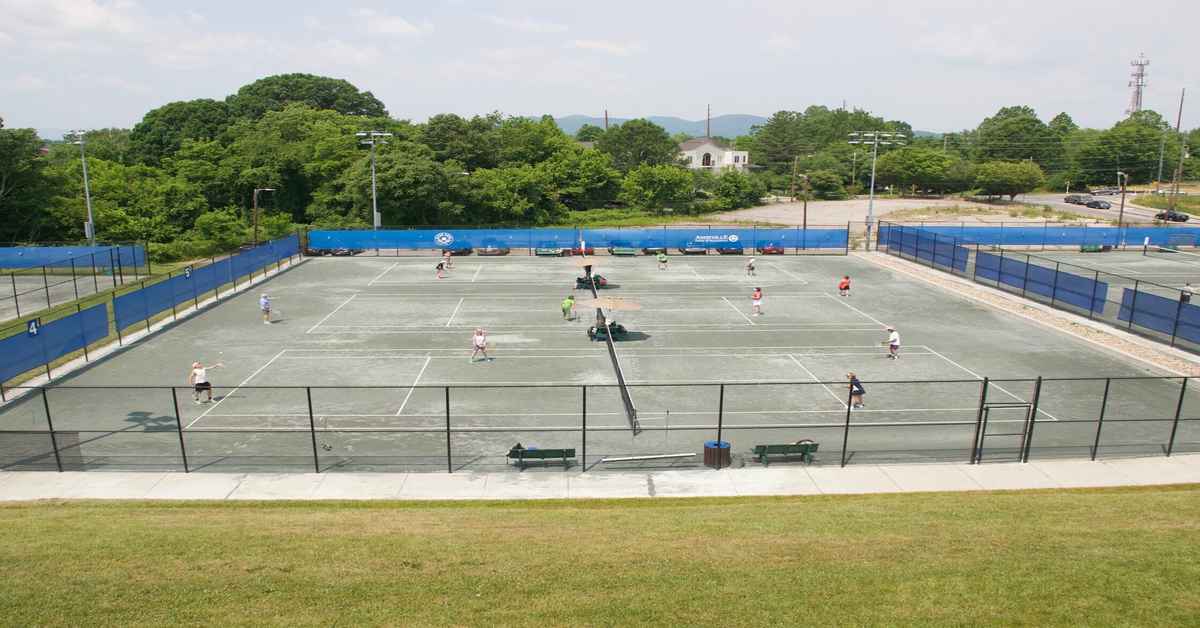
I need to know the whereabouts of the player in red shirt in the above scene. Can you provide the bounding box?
[838,275,851,297]
[751,287,763,316]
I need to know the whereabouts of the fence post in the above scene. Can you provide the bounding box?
[140,280,151,332]
[1166,378,1188,456]
[145,241,152,275]
[1020,252,1031,298]
[168,272,178,321]
[1089,270,1101,320]
[11,273,20,318]
[170,387,190,472]
[581,386,587,473]
[40,387,64,472]
[445,386,453,473]
[1091,378,1111,461]
[840,387,853,467]
[716,384,725,470]
[90,253,99,293]
[1049,262,1061,308]
[1021,377,1043,462]
[1127,281,1140,330]
[115,247,126,285]
[42,265,52,310]
[212,257,220,300]
[306,387,320,473]
[970,377,990,463]
[70,258,80,301]
[77,304,89,362]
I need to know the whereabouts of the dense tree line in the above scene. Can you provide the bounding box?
[1,74,1197,256]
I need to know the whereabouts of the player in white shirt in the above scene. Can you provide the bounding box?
[259,294,271,324]
[884,326,900,360]
[188,361,224,403]
[470,328,491,363]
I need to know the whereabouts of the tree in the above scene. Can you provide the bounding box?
[0,128,60,241]
[974,106,1061,169]
[192,209,248,248]
[575,124,604,142]
[596,119,679,172]
[748,107,908,174]
[129,99,234,166]
[470,165,564,225]
[807,170,848,200]
[333,142,451,226]
[874,147,952,192]
[226,73,387,120]
[81,129,135,165]
[494,116,572,166]
[619,164,692,212]
[974,161,1045,200]
[421,113,500,171]
[541,147,621,211]
[712,171,765,210]
[1076,111,1180,184]
[1048,112,1078,138]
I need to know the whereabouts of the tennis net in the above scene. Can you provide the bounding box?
[589,273,641,435]
[1144,245,1200,266]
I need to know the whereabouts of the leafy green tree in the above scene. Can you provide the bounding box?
[974,161,1045,199]
[712,171,765,210]
[0,128,61,241]
[1048,112,1079,138]
[619,164,692,212]
[541,147,621,211]
[575,124,605,142]
[470,165,564,224]
[335,142,451,225]
[596,119,679,172]
[129,99,233,166]
[974,106,1061,169]
[80,129,135,164]
[807,170,848,200]
[495,116,572,166]
[225,73,387,120]
[874,147,952,192]
[1076,111,1179,184]
[420,113,500,171]
[192,209,248,248]
[749,107,907,174]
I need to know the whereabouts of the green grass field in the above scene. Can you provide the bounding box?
[1,486,1198,626]
[1132,194,1200,213]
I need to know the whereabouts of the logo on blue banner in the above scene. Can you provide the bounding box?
[434,232,455,246]
[690,234,740,245]
[27,320,39,337]
[184,265,193,279]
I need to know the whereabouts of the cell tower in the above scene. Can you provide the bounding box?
[1125,53,1149,116]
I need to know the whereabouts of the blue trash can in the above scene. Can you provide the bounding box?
[703,440,731,468]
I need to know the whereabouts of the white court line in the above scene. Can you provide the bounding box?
[367,261,400,286]
[788,354,848,408]
[687,264,705,281]
[316,323,883,330]
[766,261,810,284]
[208,407,983,419]
[285,344,887,352]
[305,294,357,334]
[472,265,483,282]
[920,345,1059,421]
[445,297,465,327]
[396,355,432,416]
[193,417,1032,431]
[185,349,287,429]
[272,351,939,360]
[721,296,755,325]
[304,327,890,335]
[351,291,831,298]
[825,293,889,327]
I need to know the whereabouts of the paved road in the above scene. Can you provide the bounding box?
[1019,193,1160,223]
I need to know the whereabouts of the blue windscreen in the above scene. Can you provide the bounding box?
[0,303,109,383]
[310,228,848,251]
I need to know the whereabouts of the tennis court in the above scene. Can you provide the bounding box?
[1032,247,1200,291]
[1,252,1198,472]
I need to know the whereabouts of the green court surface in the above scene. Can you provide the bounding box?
[1,252,1197,472]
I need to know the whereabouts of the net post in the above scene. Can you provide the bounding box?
[840,386,853,467]
[1167,378,1187,456]
[445,386,453,473]
[40,387,64,472]
[716,384,725,470]
[1021,377,1043,462]
[306,387,320,473]
[70,257,80,301]
[970,377,989,464]
[581,385,587,473]
[1091,378,1111,460]
[170,387,190,472]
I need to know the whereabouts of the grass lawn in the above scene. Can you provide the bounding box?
[1132,194,1200,213]
[886,203,1093,223]
[553,209,785,227]
[1,486,1198,626]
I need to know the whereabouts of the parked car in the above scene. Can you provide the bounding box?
[757,244,786,255]
[1064,194,1092,204]
[1156,210,1191,222]
[679,246,707,255]
[1091,187,1119,196]
[1085,200,1112,209]
[715,246,745,255]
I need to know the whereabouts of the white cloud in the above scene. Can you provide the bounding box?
[568,39,644,56]
[12,74,51,91]
[354,8,431,35]
[482,15,568,34]
[914,25,1036,65]
[763,35,799,52]
[5,0,142,36]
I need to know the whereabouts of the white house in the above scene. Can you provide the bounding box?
[679,137,749,172]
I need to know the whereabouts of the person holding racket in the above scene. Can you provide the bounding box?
[188,360,224,403]
[883,325,901,360]
[838,275,851,297]
[470,327,491,363]
[259,293,272,324]
[751,286,764,316]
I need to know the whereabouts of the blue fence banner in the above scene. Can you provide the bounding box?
[0,245,146,269]
[0,303,108,384]
[975,252,1107,313]
[308,227,849,252]
[1118,289,1200,343]
[113,236,297,333]
[885,223,1200,248]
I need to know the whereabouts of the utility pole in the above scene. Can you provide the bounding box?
[252,188,276,246]
[789,156,800,201]
[68,130,96,245]
[1155,130,1168,192]
[604,109,608,131]
[706,104,711,137]
[357,131,393,229]
[1116,171,1128,233]
[1169,88,1187,213]
[851,151,858,185]
[849,131,906,249]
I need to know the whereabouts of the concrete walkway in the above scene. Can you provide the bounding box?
[2,454,1197,501]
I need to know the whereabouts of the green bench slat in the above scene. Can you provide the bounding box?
[751,442,819,466]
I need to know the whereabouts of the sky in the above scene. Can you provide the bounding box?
[2,0,1197,135]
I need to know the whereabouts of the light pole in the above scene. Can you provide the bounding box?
[357,131,393,229]
[68,130,96,246]
[849,131,906,249]
[1116,171,1128,243]
[252,188,275,246]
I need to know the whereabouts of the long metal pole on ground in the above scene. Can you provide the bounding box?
[170,387,190,472]
[306,387,320,473]
[1091,378,1111,461]
[581,386,587,472]
[1167,378,1188,456]
[445,387,453,473]
[41,388,63,472]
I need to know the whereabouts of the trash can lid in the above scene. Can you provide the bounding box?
[704,440,731,449]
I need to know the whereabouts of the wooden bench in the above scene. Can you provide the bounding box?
[507,447,576,470]
[535,247,566,256]
[609,247,639,256]
[1079,244,1112,253]
[751,441,819,466]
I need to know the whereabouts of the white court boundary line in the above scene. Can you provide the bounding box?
[721,296,755,325]
[396,355,432,415]
[206,407,983,419]
[273,351,941,360]
[825,293,889,327]
[185,349,287,429]
[306,293,357,334]
[788,354,848,408]
[686,264,705,281]
[920,345,1059,421]
[472,265,483,282]
[766,261,810,284]
[445,297,464,327]
[367,261,400,286]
